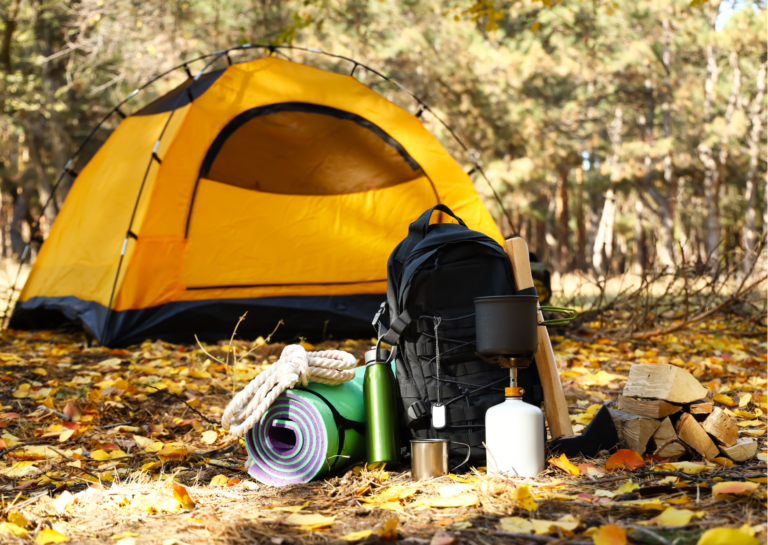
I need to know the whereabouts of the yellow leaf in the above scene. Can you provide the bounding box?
[53,491,75,513]
[739,394,752,407]
[33,368,48,376]
[111,532,140,540]
[379,486,418,501]
[36,528,69,544]
[530,21,540,31]
[156,498,181,513]
[515,485,538,511]
[157,443,188,461]
[378,517,398,540]
[713,394,736,407]
[0,522,28,537]
[90,449,111,461]
[339,529,373,541]
[734,410,758,419]
[0,461,41,478]
[651,507,694,527]
[593,524,627,545]
[201,430,218,444]
[12,384,30,398]
[500,517,534,533]
[696,528,760,545]
[7,511,30,529]
[271,501,309,512]
[172,481,196,510]
[548,453,580,476]
[655,462,710,475]
[616,481,640,494]
[532,516,580,535]
[209,474,229,487]
[286,513,335,530]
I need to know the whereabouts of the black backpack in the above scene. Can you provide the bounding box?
[374,205,543,462]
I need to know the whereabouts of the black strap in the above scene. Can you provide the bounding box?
[393,204,467,265]
[380,309,412,345]
[516,286,538,297]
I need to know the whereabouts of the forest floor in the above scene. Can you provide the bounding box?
[0,313,766,545]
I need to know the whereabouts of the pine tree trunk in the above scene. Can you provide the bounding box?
[576,164,586,271]
[699,3,721,265]
[10,186,33,256]
[634,195,645,275]
[556,165,570,273]
[743,61,766,274]
[546,176,559,274]
[594,108,623,277]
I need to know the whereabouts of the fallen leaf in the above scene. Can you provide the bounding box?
[111,532,140,540]
[90,449,111,461]
[380,486,419,501]
[592,524,626,545]
[549,453,580,476]
[606,449,646,470]
[515,485,537,511]
[157,443,188,461]
[651,507,694,526]
[500,517,534,533]
[201,430,218,444]
[713,394,736,407]
[378,517,398,541]
[7,511,30,529]
[437,483,473,497]
[616,481,640,494]
[696,528,760,545]
[286,513,335,530]
[36,528,69,544]
[656,462,710,475]
[172,481,196,510]
[711,481,758,499]
[209,474,229,487]
[739,394,752,407]
[532,515,580,535]
[0,522,28,537]
[52,491,75,513]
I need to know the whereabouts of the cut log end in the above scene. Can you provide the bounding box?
[718,438,758,462]
[623,364,708,405]
[609,408,662,455]
[617,395,682,419]
[676,413,719,460]
[701,408,739,448]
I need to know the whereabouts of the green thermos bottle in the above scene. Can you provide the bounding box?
[364,343,400,467]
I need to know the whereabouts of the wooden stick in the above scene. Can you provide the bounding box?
[504,237,574,439]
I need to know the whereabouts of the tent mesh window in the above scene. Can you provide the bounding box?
[200,103,425,195]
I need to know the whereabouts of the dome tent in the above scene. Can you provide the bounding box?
[9,48,504,346]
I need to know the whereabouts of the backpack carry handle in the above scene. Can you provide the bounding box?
[410,204,467,239]
[394,205,467,265]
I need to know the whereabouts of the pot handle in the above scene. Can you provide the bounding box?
[449,441,472,473]
[538,306,578,326]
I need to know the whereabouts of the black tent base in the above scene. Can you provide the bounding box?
[9,294,383,347]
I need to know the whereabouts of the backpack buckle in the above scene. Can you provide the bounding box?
[406,400,429,427]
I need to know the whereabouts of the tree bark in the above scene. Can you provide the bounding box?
[698,2,722,265]
[556,165,570,273]
[593,107,623,277]
[634,194,645,274]
[546,176,559,274]
[10,187,33,256]
[743,61,765,274]
[575,164,586,271]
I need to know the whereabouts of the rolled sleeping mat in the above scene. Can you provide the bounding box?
[244,366,366,486]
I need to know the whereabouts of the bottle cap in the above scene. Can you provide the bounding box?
[505,387,524,397]
[364,348,391,366]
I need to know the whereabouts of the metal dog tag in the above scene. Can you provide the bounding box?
[431,403,446,429]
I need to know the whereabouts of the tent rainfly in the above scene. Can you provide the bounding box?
[9,56,503,346]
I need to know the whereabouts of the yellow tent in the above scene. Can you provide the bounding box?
[10,56,502,346]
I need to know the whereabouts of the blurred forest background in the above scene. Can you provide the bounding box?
[0,0,765,286]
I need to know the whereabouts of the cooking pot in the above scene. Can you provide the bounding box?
[474,295,577,357]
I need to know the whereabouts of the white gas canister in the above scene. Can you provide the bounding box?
[485,387,545,477]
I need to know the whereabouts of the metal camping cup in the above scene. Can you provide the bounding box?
[363,344,400,467]
[474,295,578,357]
[410,439,471,480]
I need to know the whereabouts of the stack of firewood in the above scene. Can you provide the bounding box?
[609,363,757,462]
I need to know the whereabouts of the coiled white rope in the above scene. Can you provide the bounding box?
[221,344,357,437]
